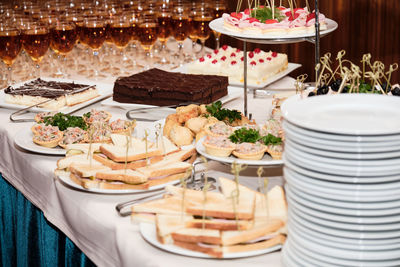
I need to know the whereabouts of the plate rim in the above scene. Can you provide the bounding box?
[14,127,65,155]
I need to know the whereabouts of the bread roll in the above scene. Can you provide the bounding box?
[176,104,199,124]
[185,116,208,134]
[169,124,194,146]
[163,114,179,137]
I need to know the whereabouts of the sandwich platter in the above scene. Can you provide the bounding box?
[56,172,180,194]
[140,222,282,259]
[196,136,283,167]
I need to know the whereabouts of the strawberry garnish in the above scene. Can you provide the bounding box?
[265,19,278,24]
[259,59,264,63]
[214,49,219,54]
[277,6,285,10]
[220,56,227,61]
[259,5,265,8]
[266,57,272,61]
[240,56,244,61]
[222,45,228,50]
[207,54,212,59]
[231,61,237,65]
[254,48,261,54]
[230,52,236,57]
[199,57,205,62]
[286,12,300,21]
[246,17,260,23]
[306,13,316,22]
[272,51,278,57]
[248,51,254,58]
[244,9,250,15]
[250,61,256,66]
[230,12,243,20]
[212,59,218,64]
[236,48,241,52]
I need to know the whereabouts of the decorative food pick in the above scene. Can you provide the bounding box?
[231,161,248,204]
[295,74,308,93]
[155,123,165,153]
[142,129,150,165]
[304,49,399,97]
[180,166,193,221]
[87,126,95,167]
[230,189,240,230]
[263,178,270,219]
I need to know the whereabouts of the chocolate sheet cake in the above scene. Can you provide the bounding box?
[113,68,228,106]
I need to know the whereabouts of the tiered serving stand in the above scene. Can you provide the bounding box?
[209,2,338,117]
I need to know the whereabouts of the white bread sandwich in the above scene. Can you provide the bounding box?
[65,143,102,155]
[100,143,162,163]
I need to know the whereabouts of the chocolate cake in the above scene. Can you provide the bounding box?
[113,68,228,106]
[4,78,99,110]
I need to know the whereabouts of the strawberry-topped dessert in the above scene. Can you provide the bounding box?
[222,4,327,35]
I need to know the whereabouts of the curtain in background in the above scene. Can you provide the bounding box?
[0,173,95,267]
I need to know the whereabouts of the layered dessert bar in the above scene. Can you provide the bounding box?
[113,68,228,106]
[4,78,99,110]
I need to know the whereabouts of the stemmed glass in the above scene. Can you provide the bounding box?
[82,16,107,79]
[137,13,159,70]
[188,3,199,61]
[50,19,78,78]
[21,21,50,78]
[193,5,213,58]
[172,3,190,67]
[109,13,133,69]
[210,0,227,49]
[156,1,172,65]
[0,22,23,85]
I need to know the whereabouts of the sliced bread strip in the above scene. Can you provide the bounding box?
[93,153,164,170]
[100,143,162,162]
[95,169,148,184]
[173,241,223,258]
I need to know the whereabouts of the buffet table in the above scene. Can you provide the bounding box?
[0,77,293,267]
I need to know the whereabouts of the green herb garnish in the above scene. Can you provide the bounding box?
[83,112,91,118]
[261,134,282,146]
[43,112,87,131]
[251,6,285,22]
[206,101,242,124]
[229,128,261,144]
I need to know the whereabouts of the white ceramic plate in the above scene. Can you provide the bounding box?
[101,86,243,110]
[283,238,333,267]
[284,151,400,177]
[282,94,400,135]
[56,172,180,194]
[288,197,400,232]
[285,138,400,160]
[283,120,400,143]
[196,136,283,166]
[14,129,65,155]
[139,222,282,259]
[288,219,400,251]
[173,63,301,89]
[284,157,400,184]
[285,170,400,202]
[284,166,400,191]
[286,185,400,217]
[209,18,338,40]
[0,77,113,113]
[285,144,400,167]
[288,224,400,263]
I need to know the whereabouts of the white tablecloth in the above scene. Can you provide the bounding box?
[0,77,295,267]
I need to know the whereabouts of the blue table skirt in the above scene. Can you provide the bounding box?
[0,173,95,267]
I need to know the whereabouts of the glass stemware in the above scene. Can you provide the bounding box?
[82,16,107,79]
[172,3,190,67]
[157,1,172,65]
[193,5,213,58]
[110,13,133,70]
[21,21,50,78]
[137,13,158,70]
[210,0,227,49]
[50,19,78,78]
[0,23,23,85]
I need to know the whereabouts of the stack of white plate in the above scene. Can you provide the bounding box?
[280,94,400,267]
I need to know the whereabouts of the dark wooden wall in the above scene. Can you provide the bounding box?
[212,0,400,83]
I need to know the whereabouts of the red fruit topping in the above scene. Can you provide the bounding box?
[207,54,212,59]
[240,56,244,61]
[277,6,285,10]
[267,57,272,61]
[212,59,218,64]
[248,51,254,58]
[265,19,278,24]
[250,61,256,66]
[259,5,265,8]
[230,12,243,20]
[294,8,303,13]
[222,45,228,50]
[199,57,205,62]
[246,17,259,23]
[220,56,227,61]
[236,48,241,52]
[231,61,237,65]
[306,13,316,22]
[254,48,261,54]
[272,51,278,57]
[214,49,219,54]
[259,59,264,63]
[244,9,250,15]
[230,52,236,57]
[286,12,300,21]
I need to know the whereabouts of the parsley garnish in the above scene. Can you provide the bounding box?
[206,101,242,124]
[229,128,282,145]
[251,6,285,22]
[261,134,282,145]
[43,112,87,131]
